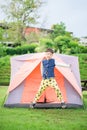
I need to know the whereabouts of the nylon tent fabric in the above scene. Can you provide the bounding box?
[4,53,83,108]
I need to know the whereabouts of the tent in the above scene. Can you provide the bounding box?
[4,53,83,108]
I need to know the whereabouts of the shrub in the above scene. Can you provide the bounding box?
[6,47,16,55]
[6,43,38,55]
[0,44,6,57]
[0,56,10,85]
[79,45,87,53]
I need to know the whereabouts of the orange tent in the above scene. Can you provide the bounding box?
[4,53,83,108]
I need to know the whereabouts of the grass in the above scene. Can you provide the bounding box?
[0,86,87,130]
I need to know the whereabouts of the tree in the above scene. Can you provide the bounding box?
[54,35,71,53]
[0,27,4,41]
[1,0,43,44]
[54,35,81,54]
[0,22,9,43]
[51,22,67,39]
[35,38,54,52]
[50,22,83,54]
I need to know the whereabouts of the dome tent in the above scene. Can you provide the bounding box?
[4,53,83,108]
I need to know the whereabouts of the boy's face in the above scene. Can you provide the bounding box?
[45,51,53,59]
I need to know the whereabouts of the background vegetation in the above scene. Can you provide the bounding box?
[0,0,87,87]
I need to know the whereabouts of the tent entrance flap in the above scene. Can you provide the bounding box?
[8,58,43,93]
[21,63,42,103]
[21,66,68,103]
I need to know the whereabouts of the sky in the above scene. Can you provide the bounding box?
[0,0,87,37]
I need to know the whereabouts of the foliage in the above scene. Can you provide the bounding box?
[1,0,43,43]
[74,54,87,80]
[25,32,40,43]
[0,27,4,41]
[51,22,67,39]
[1,0,42,24]
[35,38,54,52]
[54,35,80,54]
[49,23,87,54]
[79,45,87,53]
[6,43,38,55]
[0,44,6,57]
[54,35,70,53]
[0,56,10,85]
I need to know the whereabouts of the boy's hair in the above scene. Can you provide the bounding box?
[46,48,54,54]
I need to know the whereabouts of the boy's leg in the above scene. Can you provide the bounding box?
[30,79,47,108]
[34,78,63,102]
[33,79,48,103]
[49,78,63,102]
[50,78,66,108]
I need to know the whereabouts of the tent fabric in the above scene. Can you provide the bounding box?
[54,55,82,96]
[8,53,45,92]
[21,65,67,103]
[4,53,83,108]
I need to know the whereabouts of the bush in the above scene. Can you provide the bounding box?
[35,38,54,52]
[6,47,16,55]
[79,45,87,53]
[6,43,38,55]
[22,43,38,53]
[0,56,10,85]
[0,44,6,57]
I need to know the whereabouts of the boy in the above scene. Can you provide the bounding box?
[30,48,70,108]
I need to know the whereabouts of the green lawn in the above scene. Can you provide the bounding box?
[0,86,87,130]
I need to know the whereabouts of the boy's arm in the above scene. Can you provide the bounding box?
[55,60,71,68]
